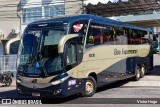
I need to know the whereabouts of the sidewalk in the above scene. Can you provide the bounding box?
[12,77,16,86]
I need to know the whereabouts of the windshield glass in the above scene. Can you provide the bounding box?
[18,24,68,76]
[39,28,66,74]
[20,29,41,64]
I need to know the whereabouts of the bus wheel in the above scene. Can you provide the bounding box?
[81,76,97,97]
[133,66,141,81]
[140,64,146,78]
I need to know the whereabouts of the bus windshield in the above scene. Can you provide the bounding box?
[18,24,68,76]
[20,29,41,64]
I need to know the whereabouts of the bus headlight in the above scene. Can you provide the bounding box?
[50,73,71,85]
[51,80,61,85]
[17,79,22,83]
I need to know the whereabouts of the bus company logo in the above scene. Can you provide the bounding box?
[73,24,83,32]
[2,99,11,104]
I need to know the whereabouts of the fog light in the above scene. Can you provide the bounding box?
[53,89,62,95]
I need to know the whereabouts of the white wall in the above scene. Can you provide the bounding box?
[0,0,20,40]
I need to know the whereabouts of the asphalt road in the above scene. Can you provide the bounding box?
[0,54,160,106]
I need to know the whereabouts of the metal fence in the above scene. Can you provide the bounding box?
[0,55,17,73]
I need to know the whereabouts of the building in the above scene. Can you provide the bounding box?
[20,0,83,33]
[0,0,84,55]
[0,0,84,52]
[0,0,83,73]
[0,0,21,55]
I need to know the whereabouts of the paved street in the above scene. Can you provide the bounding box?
[0,54,160,105]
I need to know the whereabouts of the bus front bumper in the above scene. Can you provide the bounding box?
[16,79,85,97]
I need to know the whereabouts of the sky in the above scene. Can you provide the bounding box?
[84,0,128,5]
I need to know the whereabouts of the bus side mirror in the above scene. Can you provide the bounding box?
[58,34,78,53]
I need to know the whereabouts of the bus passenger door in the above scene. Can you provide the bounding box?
[65,41,78,77]
[65,40,86,78]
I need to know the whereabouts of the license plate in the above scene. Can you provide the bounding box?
[32,92,40,96]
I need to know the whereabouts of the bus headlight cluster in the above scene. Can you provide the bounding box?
[50,73,71,85]
[16,79,22,83]
[51,80,61,85]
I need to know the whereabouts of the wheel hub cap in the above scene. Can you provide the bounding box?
[141,67,145,75]
[85,80,94,94]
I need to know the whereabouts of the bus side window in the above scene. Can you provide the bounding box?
[103,26,116,44]
[70,20,88,45]
[86,22,105,48]
[127,28,134,45]
[115,27,127,45]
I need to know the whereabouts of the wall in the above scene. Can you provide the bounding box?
[0,0,20,40]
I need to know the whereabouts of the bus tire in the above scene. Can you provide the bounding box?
[140,64,146,78]
[81,76,97,97]
[133,66,141,81]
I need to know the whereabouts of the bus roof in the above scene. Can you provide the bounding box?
[28,14,149,31]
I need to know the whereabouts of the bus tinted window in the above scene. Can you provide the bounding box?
[86,23,128,48]
[103,26,116,44]
[86,22,106,47]
[70,20,88,44]
[127,29,149,45]
[115,27,127,45]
